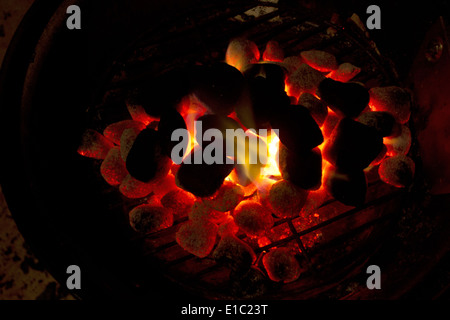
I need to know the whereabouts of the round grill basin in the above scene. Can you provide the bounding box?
[1,0,444,300]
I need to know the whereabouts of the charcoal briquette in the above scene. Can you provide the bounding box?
[191,62,246,116]
[237,68,290,128]
[175,146,234,197]
[378,155,415,188]
[243,63,287,93]
[176,220,218,258]
[160,188,196,219]
[285,63,326,98]
[125,128,172,182]
[262,247,302,283]
[260,179,309,219]
[328,62,361,82]
[233,200,274,237]
[270,105,323,153]
[300,49,338,73]
[129,204,173,234]
[369,86,411,124]
[262,40,284,62]
[317,78,369,118]
[323,117,383,171]
[158,107,187,158]
[225,38,260,71]
[357,111,396,137]
[323,165,367,207]
[278,144,322,190]
[212,234,256,272]
[298,92,328,126]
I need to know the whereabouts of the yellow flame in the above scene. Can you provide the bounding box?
[260,133,280,178]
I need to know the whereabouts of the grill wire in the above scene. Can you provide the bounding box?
[90,0,410,298]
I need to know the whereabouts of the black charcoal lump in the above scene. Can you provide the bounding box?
[278,144,322,190]
[191,62,246,116]
[175,146,234,197]
[323,117,383,171]
[125,128,171,182]
[357,111,396,137]
[317,78,369,118]
[324,165,367,207]
[236,63,290,129]
[270,105,324,153]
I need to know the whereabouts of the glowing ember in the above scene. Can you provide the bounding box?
[225,38,260,72]
[129,204,173,234]
[262,247,302,283]
[176,220,218,258]
[100,147,128,186]
[262,40,284,62]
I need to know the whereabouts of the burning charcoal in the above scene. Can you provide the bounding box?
[270,105,323,153]
[129,67,194,118]
[218,215,239,236]
[158,107,187,158]
[191,62,246,116]
[260,180,309,219]
[120,127,140,161]
[317,78,369,118]
[262,247,302,283]
[328,62,361,82]
[175,220,218,258]
[370,144,387,166]
[125,102,154,126]
[278,144,322,190]
[357,111,396,137]
[129,204,173,234]
[300,187,329,215]
[233,200,274,237]
[100,147,128,186]
[103,120,147,145]
[150,173,178,197]
[383,125,411,156]
[285,63,326,98]
[298,92,328,126]
[282,56,304,75]
[203,181,245,212]
[77,129,114,159]
[243,63,287,93]
[160,188,196,219]
[263,40,284,62]
[323,165,367,206]
[176,146,234,197]
[212,234,256,272]
[189,201,228,224]
[322,110,339,137]
[323,118,383,171]
[230,267,269,298]
[125,128,172,183]
[369,86,411,124]
[225,38,260,72]
[378,155,415,188]
[300,49,338,73]
[194,114,244,164]
[195,114,241,147]
[119,174,155,199]
[237,65,290,128]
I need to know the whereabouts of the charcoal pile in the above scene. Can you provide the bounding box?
[78,34,414,288]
